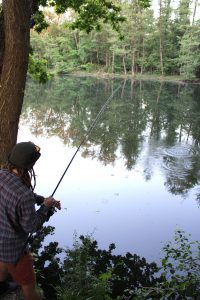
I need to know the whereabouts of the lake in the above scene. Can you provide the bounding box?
[18,76,200,263]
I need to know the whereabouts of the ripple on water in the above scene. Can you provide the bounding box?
[163,144,196,158]
[162,144,197,179]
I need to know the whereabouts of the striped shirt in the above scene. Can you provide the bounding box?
[0,169,49,263]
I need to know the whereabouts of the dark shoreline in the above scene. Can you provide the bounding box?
[59,71,200,85]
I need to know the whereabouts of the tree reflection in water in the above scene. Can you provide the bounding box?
[21,77,200,203]
[18,76,200,260]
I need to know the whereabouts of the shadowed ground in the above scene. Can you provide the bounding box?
[1,289,23,300]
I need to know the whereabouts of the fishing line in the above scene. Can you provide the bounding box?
[51,83,122,197]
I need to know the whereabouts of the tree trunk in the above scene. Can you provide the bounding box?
[140,37,145,75]
[0,0,31,163]
[159,36,164,75]
[111,49,115,73]
[131,51,135,76]
[105,52,108,69]
[73,30,79,50]
[123,53,127,75]
[192,0,198,25]
[159,0,164,76]
[0,10,5,77]
[96,50,100,65]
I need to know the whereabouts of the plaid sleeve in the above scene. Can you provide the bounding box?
[34,193,45,205]
[17,193,49,234]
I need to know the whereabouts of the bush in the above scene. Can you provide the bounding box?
[31,228,159,299]
[31,227,200,299]
[136,228,200,299]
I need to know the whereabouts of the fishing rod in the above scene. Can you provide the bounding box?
[51,83,122,197]
[20,84,121,254]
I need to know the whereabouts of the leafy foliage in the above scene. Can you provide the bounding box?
[136,228,200,299]
[27,0,130,81]
[31,226,64,299]
[56,234,112,300]
[31,226,200,299]
[31,226,159,299]
[31,0,127,33]
[28,54,53,83]
[28,1,200,79]
[28,0,200,79]
[179,26,200,79]
[60,235,159,299]
[32,10,49,33]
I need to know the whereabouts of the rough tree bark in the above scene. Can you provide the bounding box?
[0,7,5,79]
[0,0,31,163]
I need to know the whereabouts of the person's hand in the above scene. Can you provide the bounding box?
[43,197,61,210]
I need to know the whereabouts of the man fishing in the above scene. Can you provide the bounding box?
[0,141,61,300]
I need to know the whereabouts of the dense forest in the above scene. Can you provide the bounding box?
[30,0,200,81]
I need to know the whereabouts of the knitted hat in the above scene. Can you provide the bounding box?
[9,142,41,170]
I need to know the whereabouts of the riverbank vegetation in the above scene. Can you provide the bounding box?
[30,0,200,82]
[30,227,200,299]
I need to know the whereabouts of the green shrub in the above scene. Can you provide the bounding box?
[136,228,200,299]
[31,226,200,299]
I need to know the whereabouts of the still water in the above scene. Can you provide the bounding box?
[19,76,200,263]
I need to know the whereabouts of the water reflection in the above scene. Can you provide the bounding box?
[22,77,200,198]
[19,76,200,260]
